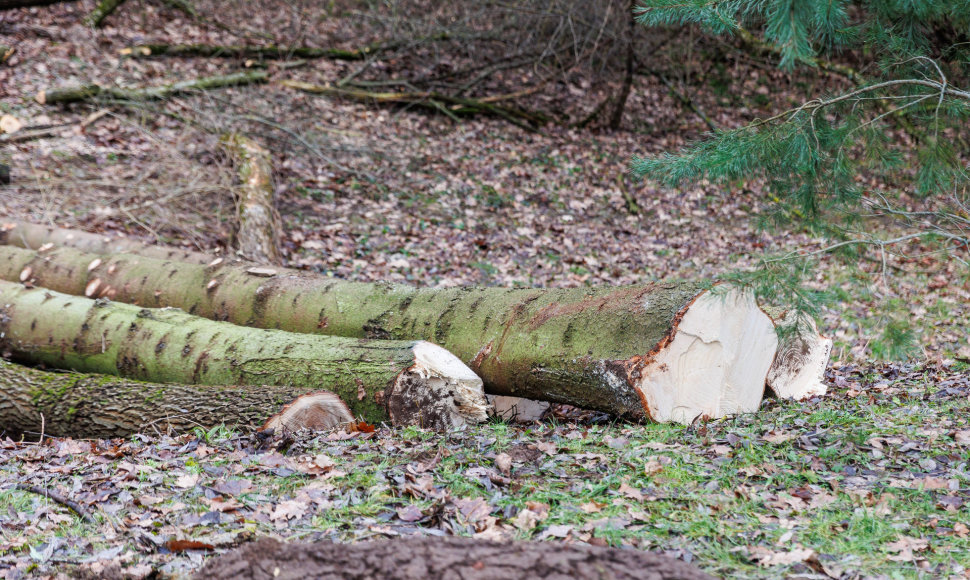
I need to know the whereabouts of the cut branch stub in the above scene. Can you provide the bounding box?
[0,280,487,430]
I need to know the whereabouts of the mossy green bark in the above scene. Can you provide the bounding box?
[0,280,433,424]
[0,360,312,438]
[0,222,216,265]
[0,245,712,419]
[36,71,267,105]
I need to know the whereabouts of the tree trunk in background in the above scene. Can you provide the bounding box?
[221,134,284,265]
[0,245,784,423]
[0,360,353,439]
[0,281,488,430]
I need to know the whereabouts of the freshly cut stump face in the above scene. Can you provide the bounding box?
[636,289,778,424]
[766,312,832,400]
[261,391,354,432]
[387,341,489,431]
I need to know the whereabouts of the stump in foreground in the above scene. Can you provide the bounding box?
[194,536,715,580]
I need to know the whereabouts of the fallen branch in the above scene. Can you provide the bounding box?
[0,243,816,424]
[120,43,381,61]
[0,280,488,430]
[220,134,284,264]
[10,483,94,524]
[84,0,126,27]
[281,81,549,131]
[0,360,351,438]
[35,71,268,105]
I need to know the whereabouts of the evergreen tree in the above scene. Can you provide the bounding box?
[631,0,969,358]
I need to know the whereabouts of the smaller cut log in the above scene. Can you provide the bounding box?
[766,311,832,399]
[0,221,219,265]
[194,536,715,580]
[0,281,488,430]
[221,134,284,264]
[0,360,351,439]
[36,71,268,105]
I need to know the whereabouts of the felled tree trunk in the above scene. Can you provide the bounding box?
[0,222,218,264]
[0,245,781,424]
[0,280,488,430]
[194,536,715,580]
[221,134,284,264]
[0,360,353,438]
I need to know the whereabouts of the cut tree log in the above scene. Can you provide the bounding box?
[194,535,715,580]
[221,134,284,264]
[0,221,219,264]
[35,71,268,105]
[0,360,353,438]
[281,80,549,131]
[0,280,488,430]
[0,244,789,423]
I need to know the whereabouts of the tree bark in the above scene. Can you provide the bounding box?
[195,536,715,580]
[0,245,783,423]
[0,280,488,430]
[221,134,284,265]
[0,360,354,439]
[35,71,268,105]
[0,221,219,264]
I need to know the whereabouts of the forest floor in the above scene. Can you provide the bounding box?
[1,1,969,579]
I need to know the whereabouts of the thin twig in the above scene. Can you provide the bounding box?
[12,484,95,524]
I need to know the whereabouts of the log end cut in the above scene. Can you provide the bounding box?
[766,312,832,400]
[261,391,354,432]
[632,288,778,425]
[387,341,489,431]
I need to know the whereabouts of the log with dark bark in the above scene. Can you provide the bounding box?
[281,81,549,131]
[0,0,75,8]
[221,134,284,264]
[0,221,219,264]
[35,71,268,105]
[0,360,353,438]
[0,280,488,430]
[195,536,715,580]
[0,244,790,424]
